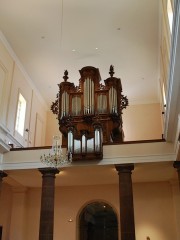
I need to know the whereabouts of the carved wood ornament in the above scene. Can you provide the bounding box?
[51,66,128,161]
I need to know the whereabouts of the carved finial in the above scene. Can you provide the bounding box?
[109,65,115,77]
[63,70,69,82]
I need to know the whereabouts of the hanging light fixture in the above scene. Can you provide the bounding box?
[40,136,72,168]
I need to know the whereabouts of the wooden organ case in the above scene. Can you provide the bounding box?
[51,66,128,161]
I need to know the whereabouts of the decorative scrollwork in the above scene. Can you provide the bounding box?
[75,85,81,92]
[50,99,58,115]
[110,112,120,123]
[59,115,73,128]
[83,115,93,124]
[98,83,106,90]
[121,95,129,110]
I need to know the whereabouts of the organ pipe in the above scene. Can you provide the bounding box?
[68,130,73,152]
[84,78,94,114]
[61,91,69,117]
[92,81,94,113]
[72,96,81,115]
[82,134,86,153]
[109,87,118,113]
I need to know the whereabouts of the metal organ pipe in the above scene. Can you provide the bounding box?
[68,131,73,153]
[82,134,86,153]
[61,91,69,117]
[84,78,94,114]
[77,96,79,115]
[95,129,100,152]
[89,78,91,113]
[72,96,81,115]
[109,88,112,113]
[64,92,66,115]
[66,92,69,115]
[109,87,117,113]
[87,78,89,114]
[75,96,77,115]
[84,80,85,114]
[82,77,95,114]
[114,89,117,113]
[92,81,94,113]
[112,88,114,112]
[62,92,64,116]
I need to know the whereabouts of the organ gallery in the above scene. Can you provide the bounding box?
[51,65,128,160]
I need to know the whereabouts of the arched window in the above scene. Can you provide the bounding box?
[79,201,118,240]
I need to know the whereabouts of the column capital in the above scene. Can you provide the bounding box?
[115,163,134,173]
[173,161,180,171]
[0,170,7,179]
[38,168,59,176]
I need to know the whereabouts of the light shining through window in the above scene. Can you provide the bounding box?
[162,83,166,106]
[167,0,173,33]
[15,93,26,136]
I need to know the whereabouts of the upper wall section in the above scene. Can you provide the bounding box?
[0,33,48,152]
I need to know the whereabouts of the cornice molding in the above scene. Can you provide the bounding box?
[1,153,176,170]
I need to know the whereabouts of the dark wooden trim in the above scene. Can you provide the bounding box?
[10,139,166,151]
[103,138,166,145]
[10,146,52,151]
[0,226,2,240]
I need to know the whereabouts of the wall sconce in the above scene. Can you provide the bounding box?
[68,218,73,222]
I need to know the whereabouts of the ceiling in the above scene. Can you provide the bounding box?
[0,0,160,107]
[4,162,178,188]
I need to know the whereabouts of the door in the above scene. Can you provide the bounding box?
[79,201,118,240]
[0,226,2,240]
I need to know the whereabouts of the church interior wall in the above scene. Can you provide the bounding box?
[0,181,178,240]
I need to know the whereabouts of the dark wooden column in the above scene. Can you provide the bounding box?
[0,171,7,197]
[115,164,136,240]
[173,161,180,189]
[39,168,59,240]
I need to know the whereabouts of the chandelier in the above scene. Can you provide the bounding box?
[40,136,72,168]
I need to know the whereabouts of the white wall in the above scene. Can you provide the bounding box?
[134,182,177,240]
[123,103,162,141]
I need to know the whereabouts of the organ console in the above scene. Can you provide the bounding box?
[51,65,128,161]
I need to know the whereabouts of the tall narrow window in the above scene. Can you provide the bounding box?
[167,0,173,33]
[15,93,27,136]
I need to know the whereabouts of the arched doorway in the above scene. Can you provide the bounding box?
[79,201,118,240]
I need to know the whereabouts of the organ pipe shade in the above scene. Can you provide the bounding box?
[84,78,94,114]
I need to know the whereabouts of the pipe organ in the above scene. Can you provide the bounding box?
[51,66,128,161]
